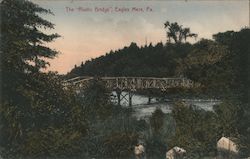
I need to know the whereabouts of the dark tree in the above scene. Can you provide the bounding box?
[164,21,197,43]
[1,0,87,157]
[213,29,250,157]
[171,102,219,157]
[1,0,60,73]
[83,78,114,120]
[150,108,165,133]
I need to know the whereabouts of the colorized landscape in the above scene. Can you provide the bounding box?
[1,0,250,159]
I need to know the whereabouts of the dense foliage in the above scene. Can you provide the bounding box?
[170,102,218,158]
[1,0,249,158]
[0,0,86,158]
[67,27,250,157]
[80,79,148,158]
[178,29,250,156]
[67,42,192,78]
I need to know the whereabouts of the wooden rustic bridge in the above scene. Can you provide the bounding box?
[63,76,200,106]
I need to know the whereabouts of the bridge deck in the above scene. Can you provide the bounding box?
[63,76,200,91]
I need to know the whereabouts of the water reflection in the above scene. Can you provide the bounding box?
[111,92,221,119]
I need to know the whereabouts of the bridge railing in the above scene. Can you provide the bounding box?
[63,76,200,91]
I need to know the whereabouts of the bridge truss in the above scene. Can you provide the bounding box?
[63,76,200,106]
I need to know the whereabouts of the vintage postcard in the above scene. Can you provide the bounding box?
[1,0,249,158]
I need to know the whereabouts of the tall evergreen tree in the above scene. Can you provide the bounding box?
[1,0,61,116]
[1,0,87,157]
[1,0,60,73]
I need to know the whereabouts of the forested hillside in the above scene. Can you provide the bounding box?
[67,42,192,78]
[67,21,199,79]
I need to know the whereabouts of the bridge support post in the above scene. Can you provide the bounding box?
[147,89,153,105]
[116,90,121,106]
[128,92,133,107]
[148,97,152,104]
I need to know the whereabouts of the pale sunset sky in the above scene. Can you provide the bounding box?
[32,0,249,74]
